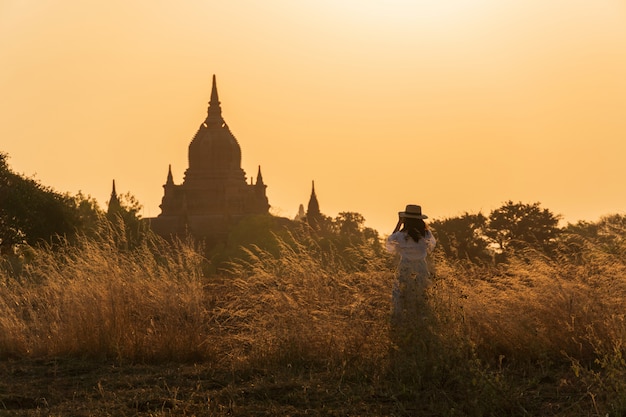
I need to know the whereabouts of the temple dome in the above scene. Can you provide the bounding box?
[188,121,242,174]
[185,75,245,182]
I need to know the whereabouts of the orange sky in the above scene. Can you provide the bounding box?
[2,1,626,234]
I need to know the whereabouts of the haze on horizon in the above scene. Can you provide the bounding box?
[2,1,626,234]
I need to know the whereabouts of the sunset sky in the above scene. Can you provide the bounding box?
[2,1,626,234]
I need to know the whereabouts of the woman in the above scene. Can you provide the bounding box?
[385,204,436,326]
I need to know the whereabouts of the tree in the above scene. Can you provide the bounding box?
[106,191,149,250]
[334,212,366,236]
[430,212,490,263]
[0,153,103,252]
[330,211,380,250]
[485,201,561,254]
[214,210,383,275]
[563,214,626,256]
[74,191,104,238]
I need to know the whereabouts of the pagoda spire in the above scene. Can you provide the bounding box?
[306,180,322,230]
[107,179,122,216]
[165,164,174,186]
[307,180,320,217]
[205,74,223,126]
[295,204,306,221]
[255,165,265,186]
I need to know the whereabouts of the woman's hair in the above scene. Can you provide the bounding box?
[401,217,427,243]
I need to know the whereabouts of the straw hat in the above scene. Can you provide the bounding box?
[398,204,428,219]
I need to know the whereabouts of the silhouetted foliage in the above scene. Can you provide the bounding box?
[207,214,288,273]
[430,212,490,263]
[210,210,383,275]
[562,214,626,257]
[486,201,561,255]
[328,211,383,270]
[0,153,103,253]
[331,212,381,248]
[106,191,149,250]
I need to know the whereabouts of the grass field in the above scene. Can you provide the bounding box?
[1,227,626,416]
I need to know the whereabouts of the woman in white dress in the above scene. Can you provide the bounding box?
[385,204,436,327]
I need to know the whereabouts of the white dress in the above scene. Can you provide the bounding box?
[385,230,436,325]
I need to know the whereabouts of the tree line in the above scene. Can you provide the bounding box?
[430,201,561,263]
[431,201,626,264]
[2,151,623,268]
[0,152,142,254]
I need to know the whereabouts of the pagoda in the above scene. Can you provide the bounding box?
[148,75,269,243]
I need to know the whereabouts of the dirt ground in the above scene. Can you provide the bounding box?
[0,358,407,416]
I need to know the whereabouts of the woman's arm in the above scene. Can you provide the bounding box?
[425,229,436,252]
[392,218,403,234]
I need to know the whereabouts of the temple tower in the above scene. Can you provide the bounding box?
[306,180,323,229]
[148,75,270,243]
[107,179,121,216]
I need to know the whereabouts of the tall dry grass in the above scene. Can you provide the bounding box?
[445,245,626,365]
[1,224,626,412]
[0,224,210,362]
[0,226,394,370]
[221,233,392,374]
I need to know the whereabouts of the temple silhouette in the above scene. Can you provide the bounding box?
[305,180,323,229]
[145,75,270,244]
[107,75,325,245]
